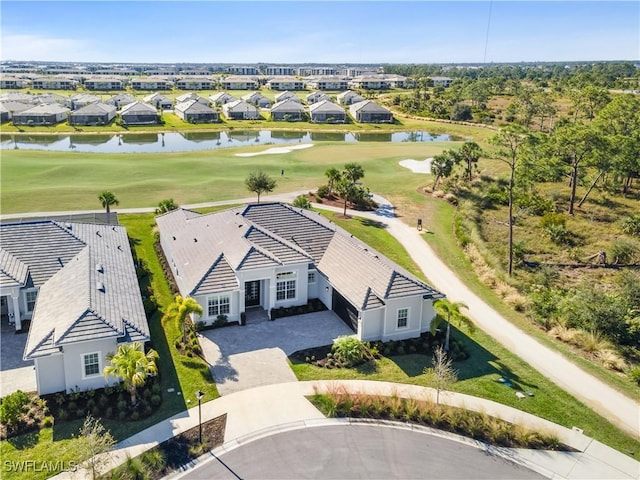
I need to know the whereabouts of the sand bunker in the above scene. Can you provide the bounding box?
[399,158,433,174]
[235,143,314,157]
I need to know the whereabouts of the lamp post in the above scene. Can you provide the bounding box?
[196,390,204,444]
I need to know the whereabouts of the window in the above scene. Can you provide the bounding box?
[397,308,409,329]
[208,295,230,317]
[277,280,296,301]
[83,352,100,377]
[25,290,37,312]
[308,271,316,284]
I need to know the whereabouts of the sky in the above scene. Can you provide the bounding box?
[1,1,638,64]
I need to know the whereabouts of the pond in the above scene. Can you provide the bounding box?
[0,130,457,153]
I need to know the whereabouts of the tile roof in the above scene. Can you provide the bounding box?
[120,101,157,115]
[309,100,344,114]
[349,100,391,114]
[271,99,305,113]
[70,103,116,116]
[174,100,217,114]
[0,221,150,359]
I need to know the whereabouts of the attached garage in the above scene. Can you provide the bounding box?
[332,288,358,332]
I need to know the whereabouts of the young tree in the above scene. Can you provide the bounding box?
[430,299,474,352]
[103,342,159,405]
[98,191,119,224]
[324,167,341,194]
[155,198,178,214]
[457,142,483,182]
[423,346,458,405]
[430,151,456,189]
[245,171,277,203]
[167,295,203,344]
[76,415,116,480]
[489,125,528,275]
[335,177,358,216]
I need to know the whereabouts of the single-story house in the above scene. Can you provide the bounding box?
[0,220,150,395]
[32,76,76,90]
[120,101,160,125]
[309,100,346,123]
[209,92,237,106]
[156,203,443,342]
[142,93,173,110]
[69,93,102,110]
[241,92,272,108]
[349,100,393,123]
[336,90,365,106]
[131,77,172,90]
[0,92,37,104]
[0,101,32,123]
[220,76,258,90]
[12,104,70,126]
[270,99,306,121]
[105,93,136,108]
[69,103,117,126]
[84,77,124,90]
[174,100,219,123]
[274,91,301,103]
[429,76,454,88]
[266,76,305,91]
[175,77,214,90]
[305,77,349,91]
[306,91,330,104]
[175,93,209,105]
[222,100,260,120]
[34,93,68,106]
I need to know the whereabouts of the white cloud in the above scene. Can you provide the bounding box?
[0,34,98,62]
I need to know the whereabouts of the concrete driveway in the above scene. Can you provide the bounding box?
[0,320,37,396]
[199,310,353,396]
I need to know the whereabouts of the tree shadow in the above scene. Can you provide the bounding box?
[360,218,387,229]
[389,354,430,377]
[355,360,379,374]
[6,430,40,449]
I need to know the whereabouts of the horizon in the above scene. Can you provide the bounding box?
[1,1,638,64]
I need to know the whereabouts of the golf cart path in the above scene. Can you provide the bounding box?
[2,191,638,438]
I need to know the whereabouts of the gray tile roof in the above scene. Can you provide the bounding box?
[70,103,116,116]
[271,99,305,113]
[1,221,150,360]
[174,100,217,114]
[19,104,70,116]
[349,100,391,114]
[309,100,344,114]
[0,249,29,288]
[0,101,33,114]
[120,101,157,115]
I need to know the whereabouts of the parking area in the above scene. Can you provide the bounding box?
[0,318,37,395]
[199,310,353,396]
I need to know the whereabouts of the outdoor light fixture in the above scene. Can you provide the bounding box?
[196,390,204,444]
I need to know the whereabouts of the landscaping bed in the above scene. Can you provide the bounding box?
[101,414,226,480]
[270,298,327,320]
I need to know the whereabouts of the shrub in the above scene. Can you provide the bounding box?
[41,416,54,428]
[151,395,162,407]
[215,315,228,327]
[331,336,372,365]
[627,366,640,385]
[620,214,640,237]
[317,184,330,198]
[608,238,639,264]
[58,409,69,421]
[130,411,140,421]
[0,390,30,427]
[292,194,311,209]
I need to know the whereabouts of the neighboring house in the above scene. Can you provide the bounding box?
[429,76,453,88]
[0,92,37,104]
[12,104,70,126]
[270,99,306,121]
[175,93,209,105]
[274,91,300,103]
[222,100,260,120]
[34,93,68,106]
[143,93,173,110]
[348,75,388,90]
[220,76,258,90]
[156,203,443,342]
[0,101,32,123]
[69,103,116,126]
[349,100,393,123]
[120,101,160,125]
[131,77,172,90]
[84,77,124,90]
[174,100,219,123]
[175,77,214,90]
[306,91,329,104]
[0,75,29,89]
[209,92,237,106]
[305,76,349,91]
[266,76,305,91]
[227,66,260,76]
[32,76,76,90]
[105,93,136,108]
[336,90,365,106]
[69,93,102,110]
[241,92,272,108]
[309,100,346,123]
[263,66,296,76]
[0,220,150,395]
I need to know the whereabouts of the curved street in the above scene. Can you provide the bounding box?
[2,190,638,438]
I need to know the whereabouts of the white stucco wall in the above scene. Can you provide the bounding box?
[381,296,425,342]
[420,299,436,334]
[34,355,65,395]
[316,274,333,309]
[359,308,384,341]
[61,338,119,393]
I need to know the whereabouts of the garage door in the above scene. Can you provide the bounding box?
[332,289,358,332]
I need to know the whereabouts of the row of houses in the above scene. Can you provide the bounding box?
[2,90,394,125]
[0,73,439,91]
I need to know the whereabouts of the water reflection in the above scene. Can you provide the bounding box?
[1,130,454,153]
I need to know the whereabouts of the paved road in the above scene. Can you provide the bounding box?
[178,424,544,480]
[3,191,638,438]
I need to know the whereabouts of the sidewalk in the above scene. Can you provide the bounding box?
[53,380,639,480]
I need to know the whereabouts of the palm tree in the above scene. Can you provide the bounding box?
[324,167,341,195]
[168,295,203,344]
[430,299,474,352]
[103,342,159,405]
[98,191,119,224]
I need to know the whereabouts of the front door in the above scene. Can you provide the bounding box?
[245,280,261,307]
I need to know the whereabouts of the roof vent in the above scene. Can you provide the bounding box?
[96,264,104,273]
[65,223,72,230]
[194,238,198,242]
[96,231,102,237]
[96,282,105,292]
[172,236,176,240]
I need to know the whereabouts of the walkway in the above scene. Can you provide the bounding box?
[52,380,640,480]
